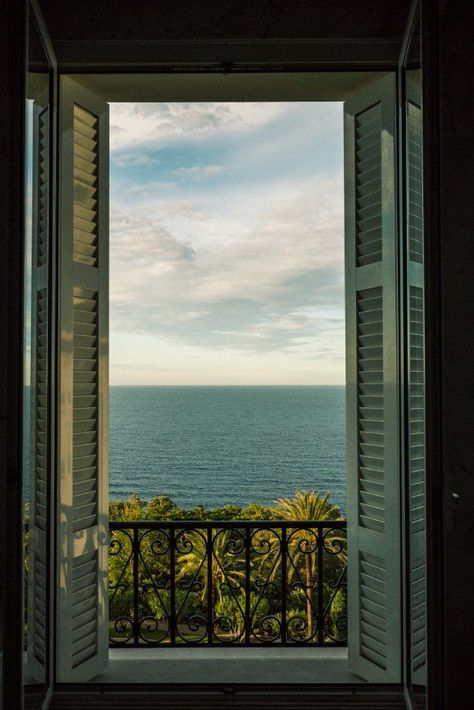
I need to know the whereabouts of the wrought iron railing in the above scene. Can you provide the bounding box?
[109,520,347,647]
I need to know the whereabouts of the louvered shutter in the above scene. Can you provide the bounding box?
[27,103,50,681]
[57,77,109,682]
[345,74,401,682]
[406,76,427,687]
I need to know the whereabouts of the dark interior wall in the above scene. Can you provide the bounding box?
[424,0,474,707]
[438,0,474,703]
[37,0,410,41]
[36,0,411,68]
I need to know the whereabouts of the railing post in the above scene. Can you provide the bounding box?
[281,525,287,644]
[133,526,139,646]
[245,526,251,643]
[170,527,176,644]
[317,524,324,645]
[207,526,213,644]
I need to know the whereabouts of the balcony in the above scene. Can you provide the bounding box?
[108,519,347,648]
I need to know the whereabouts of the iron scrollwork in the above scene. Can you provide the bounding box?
[108,519,347,647]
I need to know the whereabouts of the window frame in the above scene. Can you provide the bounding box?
[5,1,452,706]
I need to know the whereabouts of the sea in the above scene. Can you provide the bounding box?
[109,385,346,512]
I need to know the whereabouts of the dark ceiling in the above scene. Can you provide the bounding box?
[38,0,411,42]
[36,0,413,69]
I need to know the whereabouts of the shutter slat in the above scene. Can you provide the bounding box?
[72,287,98,535]
[71,550,98,668]
[58,81,108,683]
[357,288,385,532]
[408,102,423,263]
[355,104,382,267]
[27,101,51,681]
[359,552,388,669]
[346,76,400,683]
[73,105,99,267]
[409,285,425,532]
[36,109,49,266]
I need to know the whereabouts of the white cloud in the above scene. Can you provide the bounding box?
[127,181,177,193]
[109,101,345,384]
[109,102,288,150]
[172,164,224,179]
[110,173,344,360]
[157,201,212,221]
[109,332,345,386]
[112,151,160,168]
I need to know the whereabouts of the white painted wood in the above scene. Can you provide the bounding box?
[345,74,402,682]
[57,76,109,682]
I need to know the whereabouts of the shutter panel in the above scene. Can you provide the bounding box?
[406,87,427,687]
[27,104,50,681]
[57,77,109,682]
[345,75,401,682]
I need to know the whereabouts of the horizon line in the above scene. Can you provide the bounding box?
[108,383,346,387]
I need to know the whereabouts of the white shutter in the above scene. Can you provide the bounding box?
[345,74,402,682]
[27,103,50,681]
[57,76,109,682]
[406,80,427,687]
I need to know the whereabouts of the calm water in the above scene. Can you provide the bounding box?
[109,386,346,511]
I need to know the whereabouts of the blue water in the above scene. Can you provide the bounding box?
[109,386,346,511]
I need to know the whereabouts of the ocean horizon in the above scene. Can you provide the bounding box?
[110,385,347,512]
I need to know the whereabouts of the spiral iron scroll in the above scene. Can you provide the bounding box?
[108,522,347,646]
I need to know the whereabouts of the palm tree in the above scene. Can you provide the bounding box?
[272,490,344,639]
[176,527,246,636]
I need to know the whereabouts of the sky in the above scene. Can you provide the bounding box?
[109,102,345,385]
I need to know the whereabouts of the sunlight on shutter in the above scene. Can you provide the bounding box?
[73,105,99,268]
[57,77,109,682]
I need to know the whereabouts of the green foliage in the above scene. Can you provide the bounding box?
[108,490,347,644]
[143,496,182,520]
[273,489,342,523]
[238,502,275,520]
[109,494,146,521]
[109,491,332,524]
[111,497,252,522]
[325,586,347,641]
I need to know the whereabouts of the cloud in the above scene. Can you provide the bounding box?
[109,101,345,383]
[127,181,177,193]
[157,201,212,221]
[112,151,160,168]
[172,164,224,179]
[109,102,288,150]
[110,173,344,360]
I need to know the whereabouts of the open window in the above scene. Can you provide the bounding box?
[35,68,423,688]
